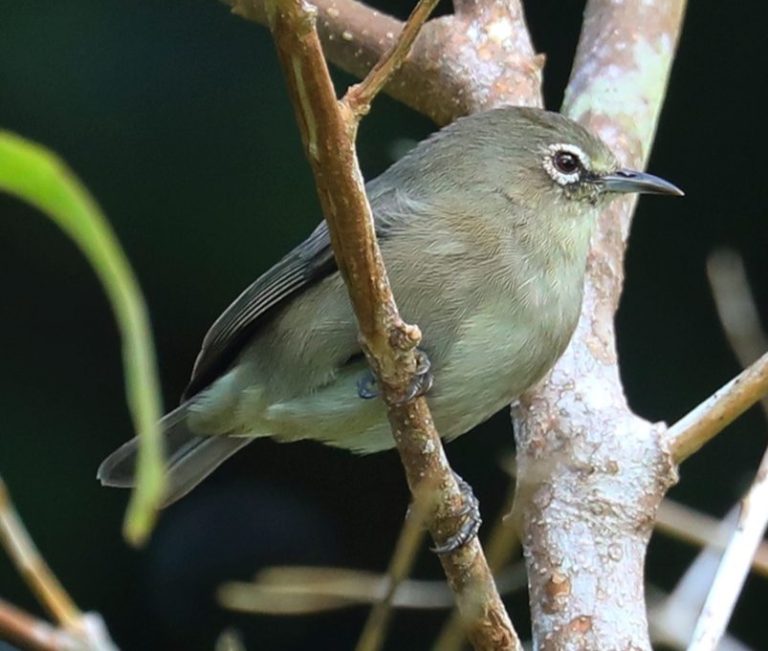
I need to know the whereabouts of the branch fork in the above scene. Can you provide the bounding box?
[231,1,768,649]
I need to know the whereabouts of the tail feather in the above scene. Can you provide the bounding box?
[97,403,252,506]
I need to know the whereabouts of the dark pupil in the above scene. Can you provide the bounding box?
[554,151,579,174]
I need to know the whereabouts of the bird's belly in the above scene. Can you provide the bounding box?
[428,295,575,439]
[258,278,580,454]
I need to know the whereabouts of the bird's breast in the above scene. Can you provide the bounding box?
[428,266,583,439]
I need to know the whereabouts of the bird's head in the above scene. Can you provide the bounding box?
[486,107,683,213]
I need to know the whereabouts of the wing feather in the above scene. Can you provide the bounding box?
[182,187,416,400]
[182,222,336,398]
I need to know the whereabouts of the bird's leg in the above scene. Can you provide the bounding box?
[356,348,434,403]
[430,472,482,555]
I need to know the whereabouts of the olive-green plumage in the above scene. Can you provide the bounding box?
[98,107,681,504]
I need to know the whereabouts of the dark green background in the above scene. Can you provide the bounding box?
[1,1,766,649]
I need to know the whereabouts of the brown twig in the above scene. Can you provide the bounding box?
[433,476,520,651]
[342,0,441,119]
[355,494,430,651]
[0,476,119,651]
[218,563,527,615]
[228,0,542,124]
[262,0,520,648]
[0,477,81,630]
[666,350,768,462]
[0,598,68,651]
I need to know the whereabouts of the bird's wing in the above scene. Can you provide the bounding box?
[181,188,411,400]
[182,222,336,399]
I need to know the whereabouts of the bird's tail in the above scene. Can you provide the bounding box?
[97,403,252,506]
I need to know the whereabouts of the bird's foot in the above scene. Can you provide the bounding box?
[357,371,379,399]
[356,349,434,403]
[395,349,433,405]
[431,472,482,555]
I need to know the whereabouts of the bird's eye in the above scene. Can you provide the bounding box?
[553,150,581,175]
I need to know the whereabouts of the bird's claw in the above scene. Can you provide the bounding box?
[395,349,434,405]
[356,349,434,403]
[430,473,482,555]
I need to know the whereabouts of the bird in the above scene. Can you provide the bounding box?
[98,106,682,510]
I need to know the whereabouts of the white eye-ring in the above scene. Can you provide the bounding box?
[543,143,590,186]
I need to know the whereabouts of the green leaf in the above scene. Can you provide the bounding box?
[0,130,166,545]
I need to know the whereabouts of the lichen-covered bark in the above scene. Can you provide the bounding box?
[512,2,687,649]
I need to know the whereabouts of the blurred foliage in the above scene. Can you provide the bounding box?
[0,131,164,545]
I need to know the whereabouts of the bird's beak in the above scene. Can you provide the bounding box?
[600,169,684,196]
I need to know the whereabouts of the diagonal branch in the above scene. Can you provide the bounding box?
[354,495,429,651]
[342,0,441,119]
[0,476,118,651]
[656,499,768,577]
[512,2,687,649]
[0,598,68,651]
[227,0,542,124]
[685,249,768,651]
[0,477,81,630]
[666,350,768,462]
[262,0,520,648]
[687,420,768,650]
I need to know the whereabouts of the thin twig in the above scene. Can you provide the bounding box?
[0,476,81,629]
[0,598,68,651]
[343,0,441,118]
[649,585,751,651]
[666,351,768,463]
[707,249,768,411]
[220,568,452,614]
[355,493,430,651]
[262,0,520,649]
[687,448,768,650]
[228,0,542,124]
[686,248,768,651]
[218,563,527,615]
[656,499,768,578]
[649,505,753,651]
[0,476,119,651]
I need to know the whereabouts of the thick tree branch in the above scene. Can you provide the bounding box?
[262,0,520,648]
[511,2,687,649]
[227,0,542,124]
